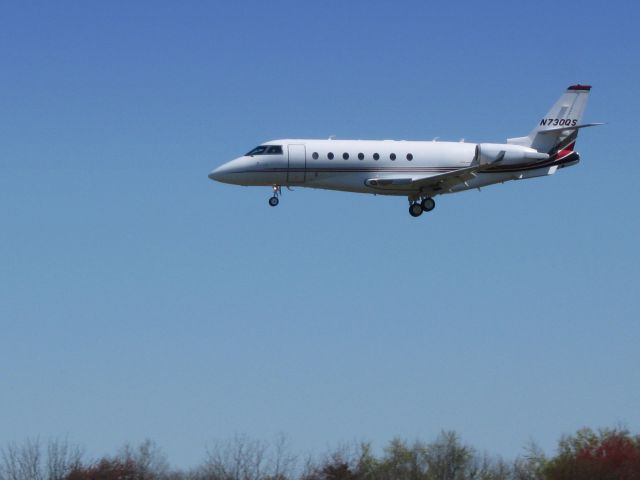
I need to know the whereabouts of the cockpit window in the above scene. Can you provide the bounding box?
[266,145,283,154]
[245,145,283,156]
[245,146,268,156]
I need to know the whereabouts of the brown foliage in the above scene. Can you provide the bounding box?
[66,457,145,480]
[545,428,640,480]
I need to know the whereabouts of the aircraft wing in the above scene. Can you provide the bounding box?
[365,165,479,195]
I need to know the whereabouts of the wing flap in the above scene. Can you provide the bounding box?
[365,166,479,194]
[365,177,419,187]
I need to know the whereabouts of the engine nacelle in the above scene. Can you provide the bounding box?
[474,143,549,167]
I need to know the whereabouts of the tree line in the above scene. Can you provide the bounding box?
[1,427,638,480]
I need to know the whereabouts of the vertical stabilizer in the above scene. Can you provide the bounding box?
[507,85,592,154]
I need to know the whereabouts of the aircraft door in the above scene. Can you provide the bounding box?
[287,144,306,183]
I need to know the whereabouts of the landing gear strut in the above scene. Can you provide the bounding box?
[408,196,436,217]
[268,185,281,207]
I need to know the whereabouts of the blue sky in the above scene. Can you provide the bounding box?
[1,0,639,468]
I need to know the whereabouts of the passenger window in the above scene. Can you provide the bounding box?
[406,153,413,161]
[390,153,396,160]
[265,145,283,154]
[312,152,319,160]
[358,153,364,160]
[343,153,349,160]
[328,152,334,160]
[373,153,380,160]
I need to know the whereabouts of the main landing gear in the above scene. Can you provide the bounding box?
[408,196,436,217]
[268,185,282,207]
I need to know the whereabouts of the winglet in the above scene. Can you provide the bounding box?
[568,84,592,91]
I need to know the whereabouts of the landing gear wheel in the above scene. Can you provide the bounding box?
[409,203,423,217]
[421,197,435,212]
[269,185,281,207]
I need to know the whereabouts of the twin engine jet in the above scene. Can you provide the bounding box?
[209,85,601,217]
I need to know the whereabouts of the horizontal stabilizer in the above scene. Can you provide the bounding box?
[537,122,605,134]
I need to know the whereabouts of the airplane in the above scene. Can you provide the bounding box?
[208,85,602,217]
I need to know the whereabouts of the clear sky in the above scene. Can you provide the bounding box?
[1,0,638,469]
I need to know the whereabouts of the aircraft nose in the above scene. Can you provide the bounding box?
[208,163,230,183]
[208,158,250,185]
[208,168,220,181]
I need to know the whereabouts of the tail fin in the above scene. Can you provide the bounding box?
[508,85,598,155]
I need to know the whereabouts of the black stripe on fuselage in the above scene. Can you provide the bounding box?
[480,152,579,173]
[234,167,461,174]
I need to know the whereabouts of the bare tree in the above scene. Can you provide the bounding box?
[0,439,41,480]
[267,435,297,480]
[118,439,170,479]
[47,439,83,480]
[198,435,270,480]
[194,435,299,480]
[0,438,82,480]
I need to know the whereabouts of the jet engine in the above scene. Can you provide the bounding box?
[474,143,549,167]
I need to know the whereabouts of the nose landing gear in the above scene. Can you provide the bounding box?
[408,196,436,218]
[269,185,281,207]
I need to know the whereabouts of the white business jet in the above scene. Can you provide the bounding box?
[209,85,601,217]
